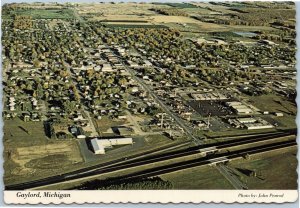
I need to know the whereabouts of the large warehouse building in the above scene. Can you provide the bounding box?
[91,137,133,154]
[225,101,253,115]
[191,92,228,101]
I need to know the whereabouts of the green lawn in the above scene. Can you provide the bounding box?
[161,165,234,189]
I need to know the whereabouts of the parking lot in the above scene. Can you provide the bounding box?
[188,100,235,117]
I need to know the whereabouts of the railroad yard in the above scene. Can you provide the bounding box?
[2,1,297,190]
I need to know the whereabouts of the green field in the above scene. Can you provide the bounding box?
[103,24,168,29]
[248,94,296,129]
[3,8,75,19]
[161,165,233,189]
[4,118,83,185]
[229,148,297,189]
[4,118,48,146]
[152,3,198,8]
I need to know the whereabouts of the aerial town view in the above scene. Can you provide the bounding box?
[2,1,297,190]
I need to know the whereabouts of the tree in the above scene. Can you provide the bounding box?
[33,59,41,68]
[36,84,44,99]
[119,78,127,86]
[153,74,163,82]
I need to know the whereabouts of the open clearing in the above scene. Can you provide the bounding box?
[161,165,233,189]
[77,3,169,15]
[161,147,297,190]
[229,147,297,189]
[3,8,75,19]
[247,94,296,129]
[150,15,200,23]
[89,15,151,22]
[4,119,83,185]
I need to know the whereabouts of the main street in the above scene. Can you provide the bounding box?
[105,47,201,144]
[127,68,199,143]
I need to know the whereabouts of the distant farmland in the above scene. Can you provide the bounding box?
[3,8,75,19]
[103,23,168,29]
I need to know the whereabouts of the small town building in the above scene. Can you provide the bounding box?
[101,63,114,72]
[91,137,133,154]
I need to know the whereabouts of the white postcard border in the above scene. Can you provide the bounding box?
[4,190,298,204]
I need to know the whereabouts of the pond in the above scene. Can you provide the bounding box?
[233,32,258,37]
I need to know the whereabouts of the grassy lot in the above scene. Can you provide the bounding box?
[94,116,126,132]
[4,118,83,185]
[4,118,48,146]
[247,94,296,129]
[151,15,200,23]
[144,134,180,146]
[229,147,297,189]
[204,128,277,139]
[5,117,185,186]
[3,8,75,19]
[161,165,233,189]
[247,94,296,114]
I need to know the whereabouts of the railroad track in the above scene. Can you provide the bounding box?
[6,132,296,190]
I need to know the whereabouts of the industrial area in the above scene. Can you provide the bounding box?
[2,1,297,190]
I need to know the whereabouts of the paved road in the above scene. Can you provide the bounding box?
[105,46,200,144]
[128,68,201,144]
[83,109,99,137]
[72,10,196,141]
[63,59,99,137]
[5,134,296,190]
[216,163,248,190]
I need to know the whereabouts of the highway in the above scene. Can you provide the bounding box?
[6,131,296,190]
[5,140,191,190]
[83,131,294,170]
[70,139,296,189]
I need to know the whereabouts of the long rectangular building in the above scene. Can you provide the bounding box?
[91,137,133,154]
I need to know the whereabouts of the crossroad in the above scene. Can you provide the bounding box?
[106,47,201,144]
[72,11,199,143]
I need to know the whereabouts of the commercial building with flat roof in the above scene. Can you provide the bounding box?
[91,137,133,154]
[191,92,228,101]
[226,101,253,115]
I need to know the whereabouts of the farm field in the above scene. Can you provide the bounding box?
[76,2,168,15]
[150,15,200,24]
[88,15,150,22]
[3,8,75,19]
